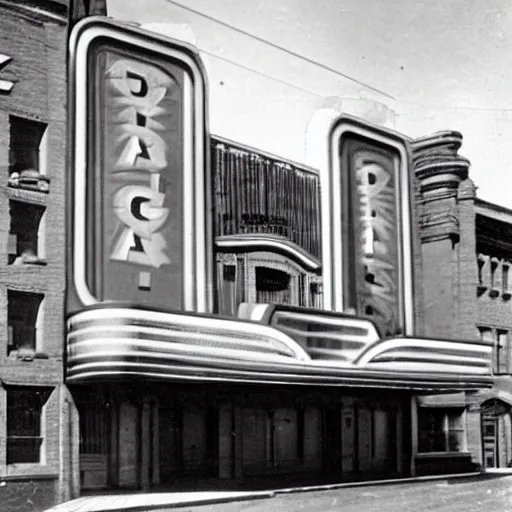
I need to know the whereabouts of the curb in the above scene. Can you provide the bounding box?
[272,471,484,495]
[46,471,512,512]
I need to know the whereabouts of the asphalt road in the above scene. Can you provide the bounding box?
[178,475,512,512]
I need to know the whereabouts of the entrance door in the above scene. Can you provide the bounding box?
[76,393,109,490]
[159,406,217,481]
[341,408,355,473]
[118,402,140,488]
[159,407,181,482]
[357,407,372,473]
[182,407,209,475]
[482,418,499,468]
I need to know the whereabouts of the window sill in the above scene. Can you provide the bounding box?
[7,351,49,361]
[416,452,470,459]
[0,473,59,481]
[489,288,500,298]
[2,465,58,480]
[477,285,487,297]
[9,258,47,267]
[4,185,48,206]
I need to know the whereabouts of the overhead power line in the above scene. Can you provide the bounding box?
[400,99,512,113]
[165,0,394,100]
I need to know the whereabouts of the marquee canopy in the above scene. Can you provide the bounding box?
[66,303,493,392]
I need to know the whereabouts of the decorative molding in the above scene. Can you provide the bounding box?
[215,234,322,272]
[420,206,460,243]
[66,304,493,390]
[413,131,472,243]
[457,178,477,201]
[0,53,14,93]
[412,131,470,200]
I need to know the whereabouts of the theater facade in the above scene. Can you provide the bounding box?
[64,14,493,494]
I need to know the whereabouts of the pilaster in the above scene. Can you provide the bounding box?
[412,131,470,339]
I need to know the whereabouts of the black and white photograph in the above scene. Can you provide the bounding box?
[0,1,511,511]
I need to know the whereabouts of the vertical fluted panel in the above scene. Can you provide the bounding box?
[213,140,321,259]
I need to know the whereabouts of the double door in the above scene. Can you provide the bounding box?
[325,404,400,476]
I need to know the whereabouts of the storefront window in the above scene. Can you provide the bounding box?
[418,409,464,453]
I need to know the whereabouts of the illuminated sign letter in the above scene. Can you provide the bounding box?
[322,115,414,336]
[67,18,211,315]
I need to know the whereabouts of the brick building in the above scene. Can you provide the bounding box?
[472,198,512,469]
[411,130,512,472]
[413,131,512,470]
[0,1,77,511]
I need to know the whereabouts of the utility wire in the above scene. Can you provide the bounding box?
[165,0,394,100]
[198,50,512,113]
[200,49,323,98]
[399,99,512,113]
[164,1,512,113]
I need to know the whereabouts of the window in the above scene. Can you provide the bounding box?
[219,264,237,316]
[491,258,498,288]
[477,253,490,291]
[216,256,247,317]
[503,263,511,299]
[418,409,465,453]
[479,326,511,374]
[490,257,500,296]
[256,267,291,304]
[497,331,509,374]
[9,116,47,175]
[7,387,51,464]
[8,201,45,265]
[8,290,44,355]
[78,404,107,455]
[309,281,323,309]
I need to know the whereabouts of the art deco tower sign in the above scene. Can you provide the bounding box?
[67,17,212,315]
[322,115,414,337]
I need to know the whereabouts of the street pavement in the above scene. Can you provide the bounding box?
[178,474,512,512]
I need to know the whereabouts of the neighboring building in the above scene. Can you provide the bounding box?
[423,187,512,471]
[412,131,512,473]
[0,1,76,511]
[473,199,512,469]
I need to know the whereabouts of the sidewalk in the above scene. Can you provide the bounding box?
[44,490,275,512]
[44,471,512,512]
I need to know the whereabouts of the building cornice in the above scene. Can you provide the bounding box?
[412,131,470,243]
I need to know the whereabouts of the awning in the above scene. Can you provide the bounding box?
[66,303,493,392]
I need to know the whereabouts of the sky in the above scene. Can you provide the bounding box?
[107,0,512,208]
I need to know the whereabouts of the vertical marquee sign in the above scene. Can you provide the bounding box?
[67,17,212,315]
[322,115,414,337]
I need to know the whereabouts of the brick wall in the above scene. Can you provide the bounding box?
[454,179,478,340]
[0,4,77,511]
[421,239,457,338]
[0,478,58,512]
